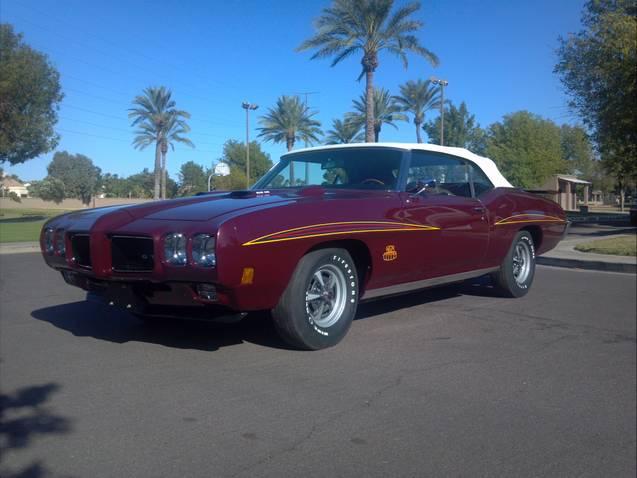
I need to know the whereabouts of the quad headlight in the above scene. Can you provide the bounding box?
[192,234,216,267]
[55,229,66,255]
[44,227,55,254]
[163,232,187,266]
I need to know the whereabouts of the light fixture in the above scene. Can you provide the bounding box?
[192,234,216,267]
[163,233,187,265]
[55,229,66,255]
[44,228,55,255]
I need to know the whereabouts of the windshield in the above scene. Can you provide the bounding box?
[253,147,403,190]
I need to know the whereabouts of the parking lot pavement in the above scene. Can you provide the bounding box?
[1,253,635,478]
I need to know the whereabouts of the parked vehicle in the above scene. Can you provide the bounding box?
[40,144,568,349]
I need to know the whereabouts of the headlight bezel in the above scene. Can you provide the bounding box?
[192,233,216,268]
[55,229,66,255]
[44,227,55,255]
[163,232,188,266]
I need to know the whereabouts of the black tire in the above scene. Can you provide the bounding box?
[492,231,536,298]
[272,248,359,350]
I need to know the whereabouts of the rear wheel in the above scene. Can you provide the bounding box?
[272,248,358,350]
[492,231,535,298]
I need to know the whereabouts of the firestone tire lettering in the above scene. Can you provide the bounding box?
[272,248,358,350]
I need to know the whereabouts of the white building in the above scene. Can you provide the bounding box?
[0,174,30,198]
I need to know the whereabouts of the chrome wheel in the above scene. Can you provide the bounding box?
[305,264,347,328]
[512,240,532,285]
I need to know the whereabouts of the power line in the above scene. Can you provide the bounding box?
[62,102,241,132]
[60,118,227,146]
[57,128,223,154]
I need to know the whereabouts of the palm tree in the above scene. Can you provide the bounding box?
[258,95,322,185]
[347,88,406,142]
[325,118,364,144]
[393,79,440,143]
[258,95,322,151]
[128,86,193,199]
[298,0,439,143]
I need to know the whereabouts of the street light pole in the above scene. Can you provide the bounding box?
[241,101,258,189]
[431,78,448,146]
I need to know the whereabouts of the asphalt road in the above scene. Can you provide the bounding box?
[1,253,635,478]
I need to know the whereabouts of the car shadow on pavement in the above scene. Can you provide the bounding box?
[31,277,502,351]
[357,274,500,320]
[31,301,294,352]
[0,383,72,478]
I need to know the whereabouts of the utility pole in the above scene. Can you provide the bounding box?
[431,78,448,146]
[241,102,258,189]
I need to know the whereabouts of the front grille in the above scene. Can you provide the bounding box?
[71,234,91,268]
[111,236,155,272]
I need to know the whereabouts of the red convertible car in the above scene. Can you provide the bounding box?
[41,144,568,349]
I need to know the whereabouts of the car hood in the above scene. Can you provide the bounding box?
[129,192,296,222]
[47,189,394,231]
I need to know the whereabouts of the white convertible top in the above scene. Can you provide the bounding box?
[285,143,513,188]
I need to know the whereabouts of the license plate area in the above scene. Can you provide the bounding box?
[104,283,146,311]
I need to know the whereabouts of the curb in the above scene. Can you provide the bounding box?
[537,256,636,273]
[0,242,40,255]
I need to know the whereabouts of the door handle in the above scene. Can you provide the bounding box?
[473,206,486,213]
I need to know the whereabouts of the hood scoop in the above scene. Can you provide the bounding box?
[229,190,271,199]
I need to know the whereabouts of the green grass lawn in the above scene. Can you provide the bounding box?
[574,235,637,257]
[0,208,72,243]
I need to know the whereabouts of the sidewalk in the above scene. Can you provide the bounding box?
[538,235,636,273]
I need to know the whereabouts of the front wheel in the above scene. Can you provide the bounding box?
[492,231,535,298]
[272,248,359,350]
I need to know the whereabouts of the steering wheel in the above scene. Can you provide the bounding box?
[361,178,385,186]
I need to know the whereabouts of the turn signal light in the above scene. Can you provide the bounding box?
[241,267,254,285]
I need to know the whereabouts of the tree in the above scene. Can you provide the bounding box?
[423,101,487,154]
[485,111,565,189]
[325,118,364,144]
[126,169,156,198]
[213,169,249,191]
[347,88,406,142]
[100,173,129,198]
[128,86,194,200]
[45,151,101,205]
[220,140,273,180]
[393,79,440,143]
[122,168,177,198]
[28,177,65,204]
[554,0,636,205]
[298,0,438,142]
[560,125,595,179]
[178,161,208,196]
[0,24,63,165]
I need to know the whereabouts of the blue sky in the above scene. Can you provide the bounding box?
[2,0,586,181]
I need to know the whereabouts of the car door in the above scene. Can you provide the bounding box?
[398,150,491,279]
